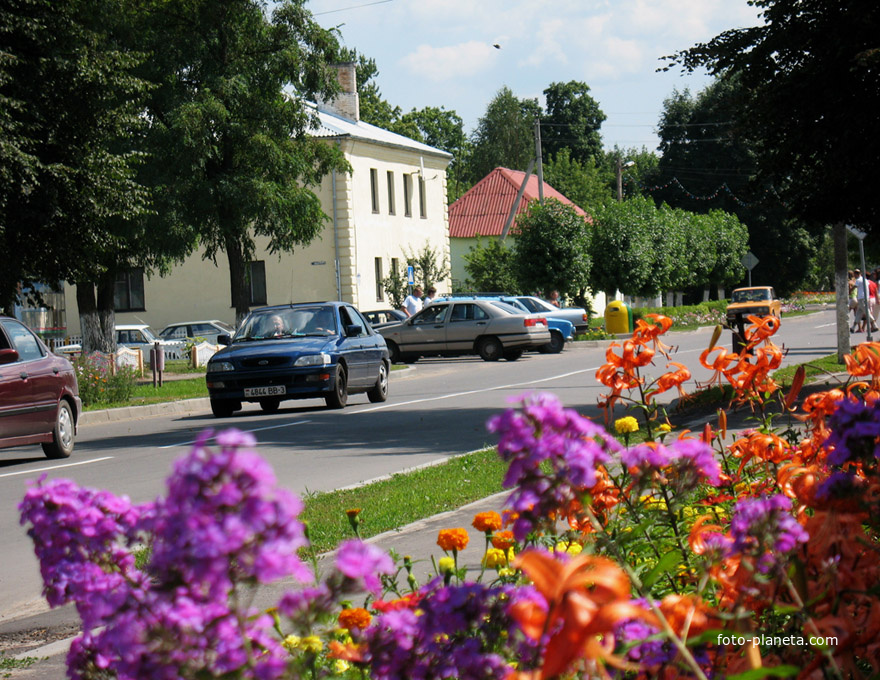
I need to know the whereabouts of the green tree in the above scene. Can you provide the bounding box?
[468,86,541,184]
[405,243,450,292]
[665,0,880,230]
[134,0,348,325]
[541,81,605,165]
[461,237,518,294]
[0,0,151,325]
[541,149,612,212]
[512,199,591,300]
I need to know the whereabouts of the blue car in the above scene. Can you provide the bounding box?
[206,302,389,417]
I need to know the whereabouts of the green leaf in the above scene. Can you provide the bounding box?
[727,665,799,680]
[641,550,680,589]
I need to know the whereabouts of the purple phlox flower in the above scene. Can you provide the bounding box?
[621,443,672,472]
[147,430,311,596]
[364,581,519,680]
[615,616,675,667]
[816,470,863,500]
[488,392,615,541]
[730,494,808,572]
[824,398,880,465]
[667,439,722,487]
[277,584,334,618]
[336,539,394,594]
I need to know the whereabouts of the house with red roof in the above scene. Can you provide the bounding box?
[449,167,592,290]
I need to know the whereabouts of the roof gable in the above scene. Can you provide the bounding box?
[448,168,589,238]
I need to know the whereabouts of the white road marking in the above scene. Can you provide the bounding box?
[0,456,114,479]
[158,419,313,449]
[815,323,836,328]
[358,366,604,413]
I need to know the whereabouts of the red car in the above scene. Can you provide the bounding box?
[0,316,82,458]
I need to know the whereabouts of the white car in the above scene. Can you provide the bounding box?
[159,320,234,345]
[508,296,591,334]
[56,325,183,361]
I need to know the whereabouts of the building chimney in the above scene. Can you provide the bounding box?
[316,62,359,122]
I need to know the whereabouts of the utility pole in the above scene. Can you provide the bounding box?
[616,157,634,202]
[534,118,544,204]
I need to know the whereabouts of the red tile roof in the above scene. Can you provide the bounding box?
[449,167,589,238]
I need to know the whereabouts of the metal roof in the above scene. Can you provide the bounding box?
[310,105,452,160]
[448,168,589,238]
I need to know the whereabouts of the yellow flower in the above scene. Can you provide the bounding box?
[554,541,583,556]
[498,567,516,578]
[658,423,672,433]
[438,556,455,573]
[334,660,350,673]
[282,635,301,652]
[301,636,323,653]
[614,416,639,434]
[483,548,507,568]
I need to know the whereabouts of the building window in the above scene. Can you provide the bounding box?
[403,174,413,217]
[375,257,384,301]
[114,268,145,312]
[419,176,427,218]
[391,257,399,278]
[387,171,395,215]
[370,168,380,213]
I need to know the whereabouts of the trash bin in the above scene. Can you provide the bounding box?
[605,301,630,334]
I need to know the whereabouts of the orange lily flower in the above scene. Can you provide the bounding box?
[510,550,655,679]
[649,361,692,399]
[634,313,676,357]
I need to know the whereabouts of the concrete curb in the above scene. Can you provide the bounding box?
[79,398,212,426]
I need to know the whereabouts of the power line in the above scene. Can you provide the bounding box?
[313,0,393,16]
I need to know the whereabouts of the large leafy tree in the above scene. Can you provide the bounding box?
[512,199,591,300]
[652,79,813,295]
[468,86,541,184]
[541,149,613,213]
[462,238,518,294]
[0,0,151,323]
[540,81,605,165]
[133,0,348,324]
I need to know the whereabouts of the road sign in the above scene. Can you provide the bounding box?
[741,251,759,270]
[407,265,414,285]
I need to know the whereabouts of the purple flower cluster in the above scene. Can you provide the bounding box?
[622,439,721,490]
[615,616,675,667]
[487,392,619,540]
[824,398,880,465]
[19,428,314,680]
[364,580,528,680]
[335,539,395,594]
[729,494,808,573]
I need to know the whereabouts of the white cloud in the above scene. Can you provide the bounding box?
[400,41,497,82]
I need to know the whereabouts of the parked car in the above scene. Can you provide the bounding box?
[159,320,235,345]
[56,324,182,360]
[507,295,591,334]
[362,309,407,329]
[0,316,82,458]
[431,296,573,354]
[378,298,551,363]
[205,302,389,417]
[726,286,781,327]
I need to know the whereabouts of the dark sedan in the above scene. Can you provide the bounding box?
[0,316,82,458]
[205,302,389,417]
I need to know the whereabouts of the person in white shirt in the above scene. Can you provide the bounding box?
[402,286,423,317]
[423,286,437,306]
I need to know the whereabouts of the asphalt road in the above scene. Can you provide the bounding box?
[0,308,842,623]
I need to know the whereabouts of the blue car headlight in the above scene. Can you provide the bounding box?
[207,361,235,373]
[294,353,331,367]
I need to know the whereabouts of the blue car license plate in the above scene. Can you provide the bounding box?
[244,385,286,398]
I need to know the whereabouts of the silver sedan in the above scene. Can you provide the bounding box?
[378,299,551,363]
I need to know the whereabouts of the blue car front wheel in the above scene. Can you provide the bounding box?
[325,365,348,409]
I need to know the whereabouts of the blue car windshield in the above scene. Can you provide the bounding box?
[235,307,338,341]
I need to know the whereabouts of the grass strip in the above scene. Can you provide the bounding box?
[773,353,844,387]
[85,377,209,411]
[300,448,507,554]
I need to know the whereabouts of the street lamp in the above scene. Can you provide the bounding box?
[847,224,872,342]
[616,159,634,202]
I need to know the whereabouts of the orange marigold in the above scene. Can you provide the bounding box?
[472,511,503,533]
[338,607,372,631]
[437,527,469,552]
[491,530,515,551]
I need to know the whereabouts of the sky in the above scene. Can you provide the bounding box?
[306,0,764,152]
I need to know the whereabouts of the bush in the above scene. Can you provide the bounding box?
[631,301,727,328]
[73,353,137,406]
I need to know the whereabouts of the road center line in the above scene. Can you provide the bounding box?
[358,366,604,413]
[159,419,313,449]
[0,456,115,479]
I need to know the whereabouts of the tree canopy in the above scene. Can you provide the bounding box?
[664,0,880,231]
[541,81,605,165]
